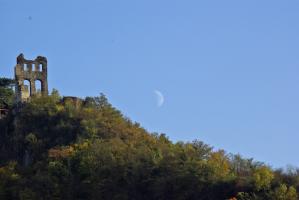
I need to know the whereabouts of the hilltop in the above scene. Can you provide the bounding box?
[0,78,298,200]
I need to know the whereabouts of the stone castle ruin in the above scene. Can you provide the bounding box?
[15,54,48,102]
[0,54,82,120]
[1,53,49,119]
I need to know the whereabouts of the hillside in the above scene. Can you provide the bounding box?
[0,81,299,199]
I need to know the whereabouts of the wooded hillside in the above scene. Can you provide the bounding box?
[0,78,298,200]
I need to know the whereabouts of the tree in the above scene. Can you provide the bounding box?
[253,166,274,191]
[0,77,14,108]
[207,150,231,181]
[270,184,297,200]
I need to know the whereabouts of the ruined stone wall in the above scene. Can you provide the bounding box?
[62,96,83,109]
[15,54,48,102]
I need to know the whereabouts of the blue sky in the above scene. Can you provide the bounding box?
[1,0,299,168]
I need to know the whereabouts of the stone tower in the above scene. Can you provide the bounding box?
[15,54,48,102]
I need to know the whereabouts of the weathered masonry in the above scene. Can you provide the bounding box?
[15,54,48,102]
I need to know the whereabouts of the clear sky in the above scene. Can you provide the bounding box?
[1,0,299,168]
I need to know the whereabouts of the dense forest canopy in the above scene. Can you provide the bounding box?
[0,77,299,200]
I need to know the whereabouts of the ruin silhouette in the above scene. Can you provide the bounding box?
[14,54,48,102]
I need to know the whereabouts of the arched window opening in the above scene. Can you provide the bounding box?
[35,80,42,96]
[23,80,31,99]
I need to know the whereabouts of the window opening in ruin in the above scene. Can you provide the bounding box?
[35,80,42,95]
[23,80,31,98]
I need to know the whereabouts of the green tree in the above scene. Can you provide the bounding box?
[270,184,297,200]
[253,166,274,191]
[0,77,14,108]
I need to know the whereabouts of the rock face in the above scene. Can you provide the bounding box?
[15,54,48,102]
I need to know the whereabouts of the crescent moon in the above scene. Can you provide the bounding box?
[154,90,164,107]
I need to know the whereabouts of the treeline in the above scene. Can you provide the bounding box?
[0,78,299,200]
